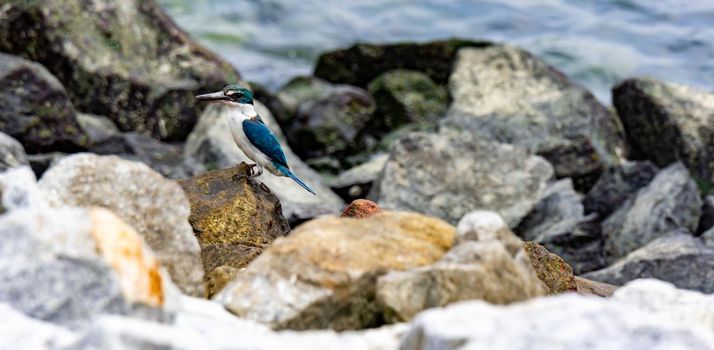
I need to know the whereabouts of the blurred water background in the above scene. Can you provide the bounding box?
[158,0,714,103]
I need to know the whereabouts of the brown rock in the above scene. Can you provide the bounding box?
[213,211,455,330]
[341,199,382,219]
[523,242,577,294]
[177,163,290,275]
[574,276,617,297]
[376,210,547,323]
[205,265,241,298]
[377,240,546,323]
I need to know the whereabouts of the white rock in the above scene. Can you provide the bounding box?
[72,295,406,350]
[401,284,714,350]
[38,153,204,296]
[612,279,714,332]
[0,303,77,350]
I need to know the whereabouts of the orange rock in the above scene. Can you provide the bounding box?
[341,199,382,219]
[214,211,455,330]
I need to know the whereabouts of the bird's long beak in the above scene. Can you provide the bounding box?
[195,91,227,102]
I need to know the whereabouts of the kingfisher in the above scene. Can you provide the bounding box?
[196,85,316,195]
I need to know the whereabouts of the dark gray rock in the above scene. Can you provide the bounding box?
[314,39,492,88]
[0,131,28,172]
[0,53,88,153]
[370,130,553,226]
[697,195,714,235]
[0,0,241,141]
[583,161,659,220]
[443,45,626,191]
[276,76,375,172]
[516,179,605,274]
[613,77,714,190]
[586,231,714,293]
[602,162,701,263]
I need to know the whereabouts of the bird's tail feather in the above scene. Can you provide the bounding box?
[276,164,316,195]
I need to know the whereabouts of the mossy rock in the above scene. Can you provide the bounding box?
[314,39,492,88]
[177,163,290,274]
[364,69,447,146]
[0,0,241,141]
[276,76,375,172]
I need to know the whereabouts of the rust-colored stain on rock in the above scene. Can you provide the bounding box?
[89,207,164,307]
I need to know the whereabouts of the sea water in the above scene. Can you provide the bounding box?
[159,0,714,103]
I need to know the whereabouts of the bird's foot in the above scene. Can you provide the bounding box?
[249,164,264,178]
[233,163,263,181]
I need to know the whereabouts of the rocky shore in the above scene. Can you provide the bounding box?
[1,1,714,349]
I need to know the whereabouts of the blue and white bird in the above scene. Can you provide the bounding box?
[196,85,316,195]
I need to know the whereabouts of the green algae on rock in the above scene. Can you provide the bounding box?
[367,69,447,130]
[523,242,578,295]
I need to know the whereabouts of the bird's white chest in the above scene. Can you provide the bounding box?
[225,109,273,168]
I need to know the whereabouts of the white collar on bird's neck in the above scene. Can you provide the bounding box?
[223,101,258,118]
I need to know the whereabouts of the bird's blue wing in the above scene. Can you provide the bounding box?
[242,117,289,168]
